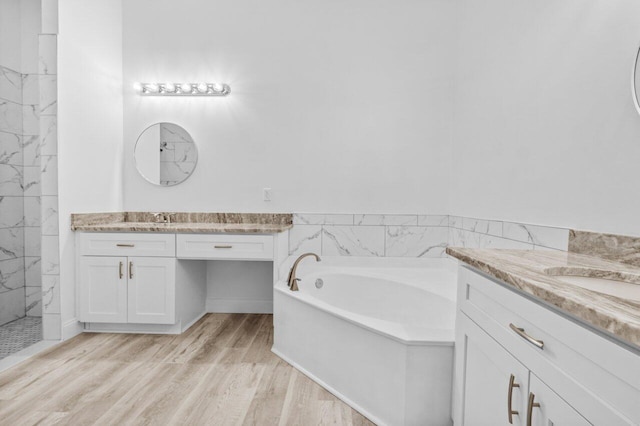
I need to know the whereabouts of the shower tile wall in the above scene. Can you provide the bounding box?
[39,33,61,340]
[0,0,45,326]
[0,0,59,342]
[0,64,26,326]
[23,67,41,317]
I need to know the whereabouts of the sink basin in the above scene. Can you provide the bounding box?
[554,275,640,302]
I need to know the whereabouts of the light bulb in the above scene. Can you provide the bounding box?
[181,83,192,93]
[212,83,224,93]
[164,83,176,93]
[133,82,143,93]
[146,83,159,93]
[197,82,208,93]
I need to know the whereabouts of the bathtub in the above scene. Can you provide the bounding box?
[273,256,456,426]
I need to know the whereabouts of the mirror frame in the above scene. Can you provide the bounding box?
[633,44,640,116]
[134,122,198,187]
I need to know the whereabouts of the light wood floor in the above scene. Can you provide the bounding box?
[0,314,376,426]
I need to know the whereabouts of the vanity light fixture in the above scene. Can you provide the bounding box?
[135,82,230,96]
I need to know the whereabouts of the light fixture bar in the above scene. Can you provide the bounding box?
[135,82,230,96]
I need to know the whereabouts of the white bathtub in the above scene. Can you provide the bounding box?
[273,256,456,426]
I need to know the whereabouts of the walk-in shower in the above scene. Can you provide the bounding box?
[0,0,44,359]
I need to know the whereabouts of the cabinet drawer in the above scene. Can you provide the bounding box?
[176,234,274,260]
[78,233,176,257]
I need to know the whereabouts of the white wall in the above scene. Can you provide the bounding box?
[20,0,41,74]
[450,0,640,236]
[58,0,124,326]
[0,0,21,72]
[122,0,456,214]
[0,0,41,74]
[206,261,273,313]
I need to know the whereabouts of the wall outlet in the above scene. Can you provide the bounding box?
[263,188,272,202]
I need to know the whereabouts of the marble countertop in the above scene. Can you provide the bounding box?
[446,247,640,348]
[71,212,293,234]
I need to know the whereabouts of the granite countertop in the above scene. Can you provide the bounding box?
[71,212,293,234]
[446,247,640,348]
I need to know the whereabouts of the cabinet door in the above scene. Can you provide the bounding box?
[79,256,127,323]
[457,313,530,426]
[127,257,176,324]
[528,374,591,426]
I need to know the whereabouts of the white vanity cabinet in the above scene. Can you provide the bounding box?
[126,257,176,324]
[453,266,640,426]
[75,228,289,334]
[457,313,529,426]
[79,256,176,324]
[78,256,128,323]
[527,374,590,426]
[78,234,178,325]
[457,313,588,426]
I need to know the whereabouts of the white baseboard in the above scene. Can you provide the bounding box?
[84,321,183,334]
[206,298,273,314]
[62,318,83,340]
[82,310,207,335]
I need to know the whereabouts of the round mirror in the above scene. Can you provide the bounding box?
[134,122,198,186]
[634,45,640,116]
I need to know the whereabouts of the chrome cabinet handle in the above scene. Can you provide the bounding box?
[117,243,135,247]
[527,392,540,426]
[509,323,544,349]
[119,261,124,279]
[129,261,133,279]
[214,245,233,249]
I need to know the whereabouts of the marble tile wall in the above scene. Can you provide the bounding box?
[448,216,569,251]
[0,4,59,342]
[290,214,450,257]
[289,213,569,258]
[39,34,60,340]
[0,64,26,326]
[23,68,41,317]
[0,34,58,329]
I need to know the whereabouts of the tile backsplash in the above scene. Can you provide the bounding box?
[291,214,449,258]
[289,213,569,257]
[449,216,569,251]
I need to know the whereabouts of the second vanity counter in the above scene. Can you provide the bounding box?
[446,247,640,349]
[71,212,293,234]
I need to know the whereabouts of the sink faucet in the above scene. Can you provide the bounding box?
[287,253,321,291]
[153,212,175,224]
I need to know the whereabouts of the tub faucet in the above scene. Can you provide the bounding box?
[287,253,321,291]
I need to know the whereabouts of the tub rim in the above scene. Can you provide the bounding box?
[275,280,455,346]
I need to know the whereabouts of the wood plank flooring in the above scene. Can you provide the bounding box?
[0,314,376,426]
